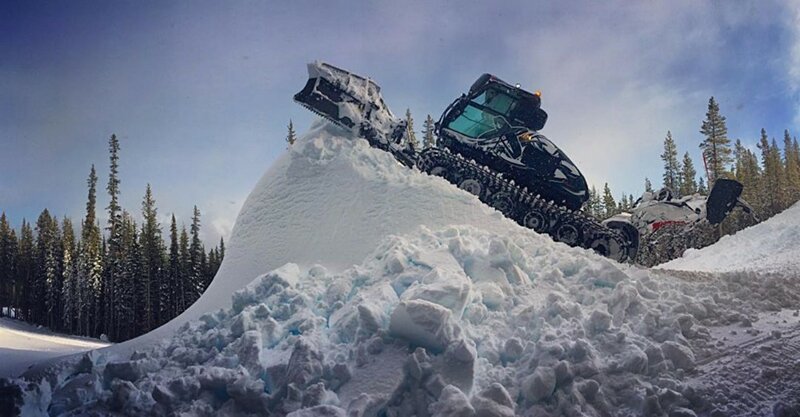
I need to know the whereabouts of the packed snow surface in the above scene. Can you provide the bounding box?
[0,317,109,378]
[14,122,800,416]
[659,202,800,273]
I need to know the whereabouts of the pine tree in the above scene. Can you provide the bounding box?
[60,217,77,333]
[661,131,682,194]
[783,130,800,204]
[729,140,762,231]
[140,184,163,330]
[644,178,653,193]
[405,109,418,151]
[758,129,785,216]
[422,115,436,148]
[734,140,761,205]
[34,209,57,327]
[0,213,16,317]
[16,220,35,321]
[697,176,708,194]
[286,119,297,148]
[104,134,122,338]
[116,213,141,340]
[188,206,204,303]
[179,225,191,312]
[165,215,181,321]
[699,97,733,184]
[584,186,601,218]
[77,165,103,336]
[602,183,617,219]
[679,152,698,196]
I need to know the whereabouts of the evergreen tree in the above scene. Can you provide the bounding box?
[405,109,418,150]
[729,140,762,231]
[16,220,35,321]
[661,131,682,194]
[783,130,800,203]
[34,209,58,327]
[758,129,785,216]
[206,248,218,286]
[0,213,17,317]
[116,213,141,340]
[644,177,653,193]
[165,215,181,321]
[585,186,601,218]
[602,183,617,219]
[679,152,698,196]
[140,184,163,330]
[286,119,297,148]
[699,97,733,184]
[422,115,436,148]
[60,218,77,333]
[179,225,191,312]
[734,140,761,206]
[697,176,708,194]
[189,206,204,303]
[104,134,122,338]
[77,165,103,336]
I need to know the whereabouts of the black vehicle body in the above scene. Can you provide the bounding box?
[436,74,589,211]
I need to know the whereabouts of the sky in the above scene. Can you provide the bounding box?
[2,1,800,244]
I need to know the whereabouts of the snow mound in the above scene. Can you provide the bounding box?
[22,224,800,416]
[659,202,800,273]
[16,123,800,416]
[138,121,518,342]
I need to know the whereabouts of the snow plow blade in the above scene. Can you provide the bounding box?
[706,179,744,225]
[293,62,379,130]
[293,61,415,166]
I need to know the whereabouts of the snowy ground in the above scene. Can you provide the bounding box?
[659,202,800,274]
[0,317,109,378]
[7,122,800,416]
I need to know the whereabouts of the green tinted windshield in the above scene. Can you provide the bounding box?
[446,86,518,138]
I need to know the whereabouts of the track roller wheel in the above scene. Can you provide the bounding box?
[588,234,626,262]
[458,177,485,199]
[488,191,515,216]
[554,221,582,246]
[522,208,549,234]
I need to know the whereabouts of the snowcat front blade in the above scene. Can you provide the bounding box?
[705,179,744,225]
[294,61,416,166]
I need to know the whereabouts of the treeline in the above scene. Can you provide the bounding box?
[582,97,800,230]
[0,135,224,342]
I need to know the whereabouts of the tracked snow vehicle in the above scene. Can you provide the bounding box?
[604,180,754,265]
[293,62,744,263]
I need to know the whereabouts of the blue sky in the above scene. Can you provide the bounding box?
[2,1,799,243]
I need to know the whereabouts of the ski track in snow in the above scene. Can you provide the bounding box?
[6,121,800,417]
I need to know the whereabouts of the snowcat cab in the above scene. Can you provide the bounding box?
[436,74,589,211]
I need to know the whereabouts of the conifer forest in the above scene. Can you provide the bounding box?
[0,135,224,342]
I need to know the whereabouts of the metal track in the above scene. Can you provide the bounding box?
[415,148,630,262]
[635,221,719,267]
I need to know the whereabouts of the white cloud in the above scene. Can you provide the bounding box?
[789,0,800,128]
[498,1,795,194]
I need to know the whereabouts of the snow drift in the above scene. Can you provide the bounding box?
[15,122,800,416]
[659,202,800,273]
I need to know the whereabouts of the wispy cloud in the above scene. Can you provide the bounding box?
[789,1,800,128]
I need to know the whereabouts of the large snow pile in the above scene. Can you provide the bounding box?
[122,121,513,349]
[14,122,800,416]
[659,202,800,273]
